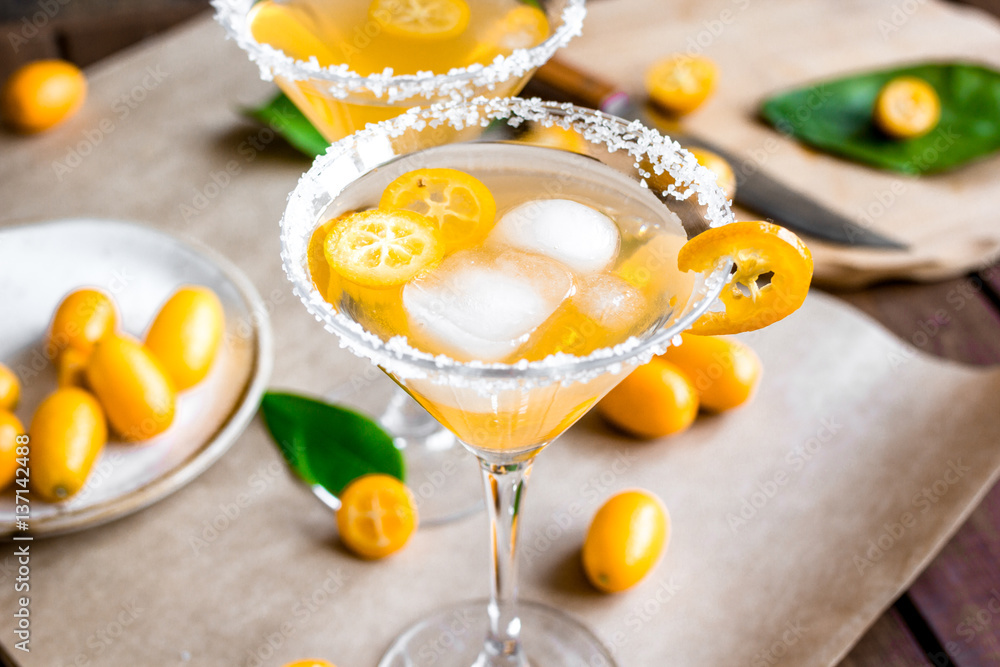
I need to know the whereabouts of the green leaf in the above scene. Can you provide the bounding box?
[759,62,1000,174]
[259,392,404,495]
[518,0,542,9]
[245,92,330,158]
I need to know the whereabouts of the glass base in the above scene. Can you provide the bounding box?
[378,599,618,667]
[326,373,482,526]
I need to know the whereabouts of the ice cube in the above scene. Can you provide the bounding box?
[574,273,646,330]
[521,273,648,361]
[402,249,574,362]
[487,199,620,274]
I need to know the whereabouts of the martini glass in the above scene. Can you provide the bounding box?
[214,0,586,525]
[280,97,733,665]
[212,0,587,142]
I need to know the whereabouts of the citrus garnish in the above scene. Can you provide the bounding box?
[324,209,444,287]
[874,76,940,139]
[466,5,549,65]
[645,54,718,116]
[248,1,345,66]
[678,221,813,335]
[369,0,470,41]
[379,168,496,252]
[337,474,417,559]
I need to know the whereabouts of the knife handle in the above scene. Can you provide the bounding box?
[533,58,630,113]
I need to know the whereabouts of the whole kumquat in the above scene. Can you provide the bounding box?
[145,286,225,391]
[659,333,762,413]
[86,335,176,441]
[2,59,86,133]
[0,363,20,411]
[29,388,106,502]
[583,489,670,593]
[598,359,698,438]
[0,410,24,490]
[49,288,118,357]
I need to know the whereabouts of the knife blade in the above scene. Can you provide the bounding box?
[529,59,907,250]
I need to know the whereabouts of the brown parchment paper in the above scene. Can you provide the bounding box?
[2,9,1000,667]
[558,0,1000,287]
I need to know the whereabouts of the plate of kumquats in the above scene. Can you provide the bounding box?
[0,218,273,536]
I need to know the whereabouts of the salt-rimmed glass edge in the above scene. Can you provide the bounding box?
[280,97,736,389]
[212,0,586,103]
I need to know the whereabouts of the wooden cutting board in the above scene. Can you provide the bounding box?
[558,0,1000,287]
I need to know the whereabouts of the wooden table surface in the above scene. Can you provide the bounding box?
[832,273,1000,666]
[2,3,1000,666]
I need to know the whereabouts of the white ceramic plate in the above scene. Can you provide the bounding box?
[0,218,273,537]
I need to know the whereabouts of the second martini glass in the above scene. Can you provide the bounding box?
[215,0,587,524]
[281,97,734,665]
[213,0,587,142]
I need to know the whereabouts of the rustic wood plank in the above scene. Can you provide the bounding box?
[0,21,61,82]
[977,262,1000,304]
[907,483,1000,665]
[955,0,1000,19]
[900,266,1000,667]
[59,6,209,68]
[0,0,208,80]
[0,0,206,23]
[833,277,1000,666]
[839,605,934,666]
[832,279,1000,367]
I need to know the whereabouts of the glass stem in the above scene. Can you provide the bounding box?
[478,458,532,667]
[377,388,438,445]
